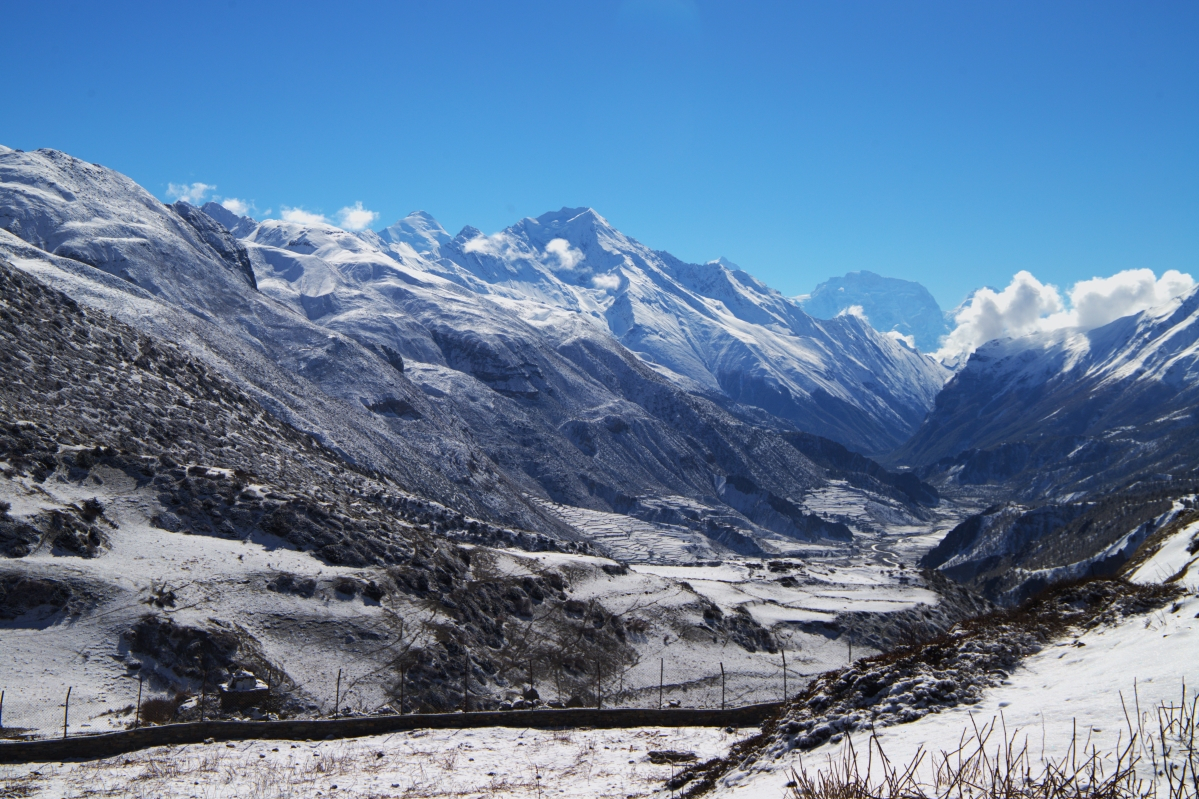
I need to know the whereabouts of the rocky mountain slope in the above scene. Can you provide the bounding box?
[0,257,970,730]
[895,285,1199,500]
[918,487,1195,603]
[0,145,942,556]
[371,208,949,455]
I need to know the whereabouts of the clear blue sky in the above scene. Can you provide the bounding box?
[1,1,1195,309]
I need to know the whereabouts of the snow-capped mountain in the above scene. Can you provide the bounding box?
[896,285,1199,498]
[797,270,950,353]
[0,146,576,536]
[379,208,949,454]
[0,146,943,555]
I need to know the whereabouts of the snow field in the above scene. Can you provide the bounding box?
[710,525,1199,798]
[2,464,946,737]
[0,725,756,798]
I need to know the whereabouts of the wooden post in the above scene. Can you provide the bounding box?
[720,662,726,711]
[1,689,5,728]
[63,686,71,739]
[334,668,342,716]
[782,649,789,703]
[135,676,143,728]
[555,666,562,704]
[462,652,470,713]
[399,668,406,715]
[659,658,664,710]
[528,657,534,695]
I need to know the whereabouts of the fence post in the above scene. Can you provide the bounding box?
[720,662,726,711]
[201,673,207,722]
[135,676,143,728]
[528,657,534,696]
[63,686,72,739]
[399,668,406,715]
[781,649,787,704]
[334,669,342,716]
[1,689,4,728]
[462,650,469,713]
[659,658,664,710]
[595,663,602,710]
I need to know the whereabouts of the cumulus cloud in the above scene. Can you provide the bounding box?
[591,273,621,291]
[219,197,250,216]
[837,304,868,322]
[336,201,379,232]
[280,207,328,225]
[936,268,1195,365]
[1068,269,1194,330]
[166,181,215,203]
[545,238,584,271]
[885,330,917,349]
[462,232,507,256]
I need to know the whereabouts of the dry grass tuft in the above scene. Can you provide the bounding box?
[785,684,1198,799]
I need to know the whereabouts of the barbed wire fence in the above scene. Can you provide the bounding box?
[0,638,843,741]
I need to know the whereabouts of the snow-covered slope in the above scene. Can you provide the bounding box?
[376,208,949,455]
[0,146,944,553]
[712,562,1196,799]
[896,285,1199,498]
[0,146,571,535]
[797,270,950,353]
[240,213,947,547]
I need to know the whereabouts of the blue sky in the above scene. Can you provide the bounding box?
[1,1,1195,309]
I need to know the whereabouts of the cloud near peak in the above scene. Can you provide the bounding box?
[275,203,381,231]
[220,197,250,216]
[936,268,1196,365]
[336,202,379,232]
[166,182,215,204]
[545,238,584,270]
[280,207,328,225]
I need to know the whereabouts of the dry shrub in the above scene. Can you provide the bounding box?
[139,696,179,725]
[785,684,1199,799]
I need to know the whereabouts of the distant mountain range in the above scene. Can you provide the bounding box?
[0,145,946,556]
[5,142,1199,601]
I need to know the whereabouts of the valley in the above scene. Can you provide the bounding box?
[0,143,1196,798]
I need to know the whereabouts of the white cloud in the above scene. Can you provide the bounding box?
[220,197,250,216]
[463,232,506,256]
[280,207,328,225]
[336,201,379,232]
[591,273,621,291]
[885,330,917,349]
[837,304,868,322]
[936,268,1196,365]
[545,238,584,271]
[166,181,215,204]
[1068,269,1194,330]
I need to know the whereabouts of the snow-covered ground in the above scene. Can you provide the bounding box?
[0,724,755,798]
[710,520,1199,797]
[0,461,955,737]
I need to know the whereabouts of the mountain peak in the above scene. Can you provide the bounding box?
[377,211,452,255]
[201,201,258,236]
[707,256,742,271]
[800,271,949,353]
[526,207,613,235]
